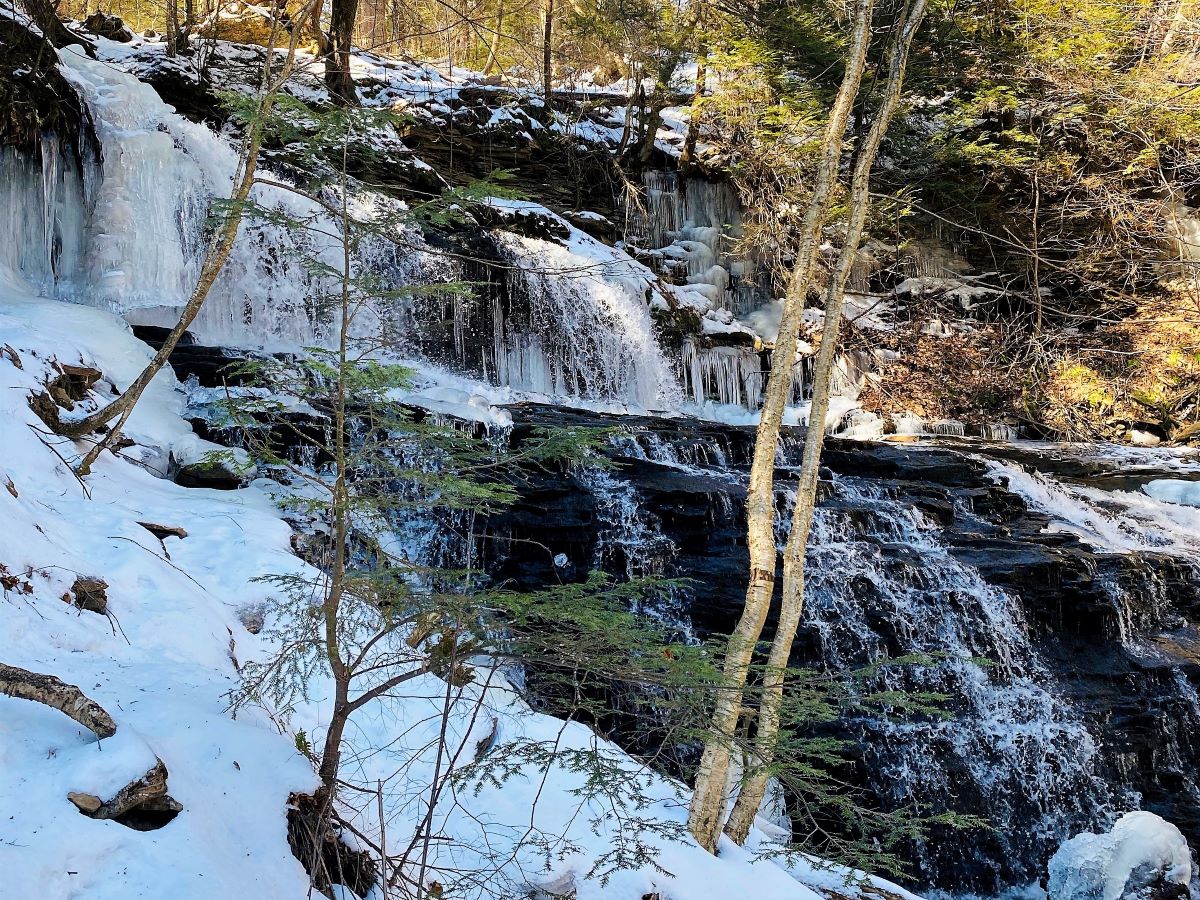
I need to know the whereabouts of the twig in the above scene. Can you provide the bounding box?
[106,536,212,595]
[26,425,91,499]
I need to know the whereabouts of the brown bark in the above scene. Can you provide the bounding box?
[324,0,360,105]
[542,0,554,106]
[165,0,180,57]
[685,0,878,854]
[679,53,706,171]
[81,760,179,820]
[722,0,929,844]
[0,662,117,739]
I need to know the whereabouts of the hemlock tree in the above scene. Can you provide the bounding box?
[217,98,720,897]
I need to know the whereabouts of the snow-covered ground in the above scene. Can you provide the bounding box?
[0,264,929,898]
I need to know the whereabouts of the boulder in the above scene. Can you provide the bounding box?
[82,11,134,42]
[70,576,108,614]
[193,2,317,48]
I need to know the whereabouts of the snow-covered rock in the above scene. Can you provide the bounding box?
[1048,811,1193,900]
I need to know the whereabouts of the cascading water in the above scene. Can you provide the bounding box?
[0,46,687,410]
[49,48,350,345]
[10,24,1200,895]
[796,476,1115,889]
[985,458,1200,555]
[493,223,681,408]
[479,415,1200,894]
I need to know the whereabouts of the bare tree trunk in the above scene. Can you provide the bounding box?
[685,0,877,854]
[64,10,318,472]
[722,0,929,845]
[324,0,360,104]
[615,66,640,156]
[17,0,95,54]
[679,52,706,171]
[311,0,332,55]
[541,0,553,107]
[481,0,503,75]
[165,0,180,57]
[0,662,117,738]
[631,85,667,168]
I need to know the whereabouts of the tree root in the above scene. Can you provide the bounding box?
[287,791,378,899]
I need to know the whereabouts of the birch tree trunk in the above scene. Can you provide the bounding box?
[686,0,878,853]
[64,12,318,471]
[722,0,929,845]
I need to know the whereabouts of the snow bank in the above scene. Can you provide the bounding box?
[1048,811,1192,900]
[0,270,922,898]
[0,278,317,899]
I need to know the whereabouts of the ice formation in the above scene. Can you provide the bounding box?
[1048,811,1192,900]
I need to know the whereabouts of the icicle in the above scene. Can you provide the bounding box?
[492,226,681,408]
[931,419,966,437]
[679,339,762,409]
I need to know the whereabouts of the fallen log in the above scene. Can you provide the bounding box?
[0,662,117,739]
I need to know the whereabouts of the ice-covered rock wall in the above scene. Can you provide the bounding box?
[0,44,683,409]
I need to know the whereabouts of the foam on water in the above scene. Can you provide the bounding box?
[986,459,1200,555]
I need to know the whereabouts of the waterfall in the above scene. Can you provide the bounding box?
[494,225,682,409]
[0,49,684,410]
[576,464,675,580]
[985,459,1200,555]
[46,48,361,346]
[791,476,1114,887]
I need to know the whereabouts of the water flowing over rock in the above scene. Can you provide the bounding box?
[475,407,1200,893]
[3,21,1200,896]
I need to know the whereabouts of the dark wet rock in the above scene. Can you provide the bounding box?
[130,325,199,348]
[563,210,617,241]
[170,452,244,490]
[0,17,86,149]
